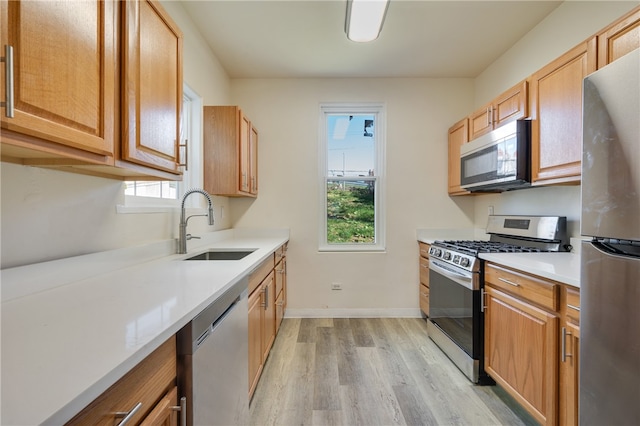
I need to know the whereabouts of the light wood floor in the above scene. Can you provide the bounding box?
[249,318,537,426]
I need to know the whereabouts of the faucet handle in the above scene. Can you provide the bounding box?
[186,234,201,241]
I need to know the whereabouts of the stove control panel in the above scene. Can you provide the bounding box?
[429,245,475,272]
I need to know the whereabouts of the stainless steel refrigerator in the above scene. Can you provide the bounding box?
[580,49,640,425]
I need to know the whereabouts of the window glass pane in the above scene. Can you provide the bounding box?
[326,179,375,244]
[135,181,161,198]
[124,181,136,196]
[327,114,375,177]
[162,181,178,199]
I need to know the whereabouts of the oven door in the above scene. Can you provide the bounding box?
[428,259,480,358]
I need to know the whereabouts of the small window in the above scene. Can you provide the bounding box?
[319,104,385,251]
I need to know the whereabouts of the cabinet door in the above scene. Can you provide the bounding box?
[597,7,640,68]
[530,39,596,185]
[250,124,259,195]
[275,257,286,333]
[248,288,263,398]
[493,80,528,128]
[0,0,115,157]
[239,111,251,193]
[121,0,183,175]
[559,322,579,426]
[139,386,179,426]
[262,271,276,362]
[447,118,470,196]
[468,105,493,140]
[485,286,558,426]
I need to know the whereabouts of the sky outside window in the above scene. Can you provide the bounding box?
[327,114,375,177]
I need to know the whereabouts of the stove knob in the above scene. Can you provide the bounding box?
[428,247,436,256]
[453,255,460,264]
[443,251,452,260]
[434,248,442,257]
[459,257,470,267]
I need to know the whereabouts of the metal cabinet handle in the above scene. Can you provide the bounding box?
[114,402,143,426]
[171,396,187,426]
[251,176,257,192]
[261,286,269,309]
[561,326,573,362]
[179,139,188,170]
[242,172,247,187]
[567,304,580,312]
[480,288,486,312]
[498,277,520,287]
[1,45,14,118]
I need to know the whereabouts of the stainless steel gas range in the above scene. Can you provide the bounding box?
[427,215,570,384]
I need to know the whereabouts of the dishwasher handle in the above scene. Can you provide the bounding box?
[195,295,241,349]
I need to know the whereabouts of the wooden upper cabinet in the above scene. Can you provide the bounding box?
[250,125,259,195]
[203,106,258,197]
[447,117,470,196]
[468,80,528,140]
[597,6,640,68]
[530,38,596,186]
[0,0,116,161]
[121,0,183,175]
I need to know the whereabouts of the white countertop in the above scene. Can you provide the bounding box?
[1,229,289,426]
[479,252,580,288]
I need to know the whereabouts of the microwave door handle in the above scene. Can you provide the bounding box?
[429,260,474,290]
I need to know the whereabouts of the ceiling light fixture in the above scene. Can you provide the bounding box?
[345,0,390,43]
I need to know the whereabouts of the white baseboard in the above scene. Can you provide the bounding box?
[284,308,423,318]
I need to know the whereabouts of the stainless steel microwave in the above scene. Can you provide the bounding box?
[460,119,531,192]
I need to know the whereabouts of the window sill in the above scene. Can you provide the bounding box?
[318,245,386,253]
[116,204,177,214]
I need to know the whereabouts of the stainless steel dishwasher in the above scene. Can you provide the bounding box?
[177,278,249,426]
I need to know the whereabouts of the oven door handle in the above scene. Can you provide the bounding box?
[429,259,475,290]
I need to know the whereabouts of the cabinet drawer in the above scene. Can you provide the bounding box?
[419,256,429,287]
[249,254,275,294]
[565,287,581,325]
[67,336,176,426]
[485,263,559,311]
[419,283,429,316]
[418,242,431,259]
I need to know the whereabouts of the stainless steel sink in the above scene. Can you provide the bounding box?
[184,250,256,261]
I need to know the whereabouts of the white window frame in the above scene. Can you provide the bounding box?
[318,103,386,252]
[118,83,203,213]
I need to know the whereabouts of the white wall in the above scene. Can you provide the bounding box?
[470,1,639,238]
[0,2,231,268]
[229,78,475,314]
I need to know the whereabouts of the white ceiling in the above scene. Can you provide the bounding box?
[180,1,562,79]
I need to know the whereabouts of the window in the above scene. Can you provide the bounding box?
[120,83,202,212]
[319,104,386,251]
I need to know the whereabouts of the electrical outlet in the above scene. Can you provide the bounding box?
[220,206,224,219]
[331,282,342,290]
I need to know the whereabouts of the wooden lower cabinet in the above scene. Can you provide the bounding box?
[66,336,182,426]
[484,262,581,426]
[248,283,265,398]
[484,286,559,425]
[261,271,276,361]
[559,287,580,426]
[275,255,287,333]
[418,242,430,316]
[248,243,288,400]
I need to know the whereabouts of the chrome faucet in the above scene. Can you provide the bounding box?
[178,188,214,254]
